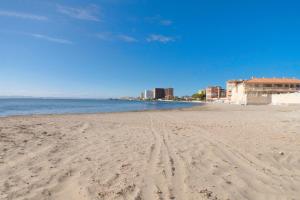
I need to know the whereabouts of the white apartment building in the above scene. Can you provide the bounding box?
[144,90,154,99]
[229,78,300,105]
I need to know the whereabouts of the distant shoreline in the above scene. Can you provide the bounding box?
[0,98,203,118]
[0,97,204,103]
[0,105,204,118]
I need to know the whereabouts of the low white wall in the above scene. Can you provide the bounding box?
[247,94,272,105]
[272,93,300,105]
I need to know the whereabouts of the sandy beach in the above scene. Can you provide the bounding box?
[0,104,300,200]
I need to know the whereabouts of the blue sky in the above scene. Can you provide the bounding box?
[0,0,300,98]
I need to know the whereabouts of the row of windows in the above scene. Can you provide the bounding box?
[251,84,300,88]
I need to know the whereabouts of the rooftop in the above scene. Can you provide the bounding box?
[245,78,300,84]
[227,80,244,83]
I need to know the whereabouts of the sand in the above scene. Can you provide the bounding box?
[0,104,300,200]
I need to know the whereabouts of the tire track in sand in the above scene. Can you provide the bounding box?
[138,114,189,200]
[138,114,165,200]
[159,115,190,200]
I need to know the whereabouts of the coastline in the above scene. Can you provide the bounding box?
[0,99,202,118]
[1,102,298,119]
[1,104,300,199]
[0,105,199,119]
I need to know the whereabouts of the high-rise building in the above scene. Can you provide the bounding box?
[143,88,174,100]
[164,88,174,100]
[140,91,144,99]
[153,88,165,99]
[144,90,154,99]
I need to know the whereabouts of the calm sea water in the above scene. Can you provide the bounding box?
[0,98,199,117]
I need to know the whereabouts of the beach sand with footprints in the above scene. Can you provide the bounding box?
[1,104,300,200]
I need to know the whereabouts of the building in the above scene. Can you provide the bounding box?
[230,77,300,105]
[181,96,193,101]
[140,91,145,99]
[153,88,165,99]
[144,90,154,99]
[152,88,174,100]
[206,86,226,101]
[164,88,174,100]
[226,80,243,99]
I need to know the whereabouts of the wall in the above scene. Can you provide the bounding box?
[272,93,300,105]
[246,93,272,105]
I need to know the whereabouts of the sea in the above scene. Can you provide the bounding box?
[0,98,200,117]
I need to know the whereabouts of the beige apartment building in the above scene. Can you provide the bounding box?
[229,78,300,105]
[164,88,174,100]
[206,86,226,101]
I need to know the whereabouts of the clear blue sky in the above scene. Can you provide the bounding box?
[1,0,300,98]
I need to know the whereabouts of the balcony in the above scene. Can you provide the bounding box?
[245,86,300,93]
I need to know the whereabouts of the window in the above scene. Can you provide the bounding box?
[274,84,283,87]
[263,84,272,87]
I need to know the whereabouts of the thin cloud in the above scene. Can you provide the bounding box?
[146,34,175,43]
[29,33,73,44]
[0,31,72,44]
[96,32,138,43]
[57,4,100,21]
[117,34,138,42]
[0,10,48,21]
[146,15,173,26]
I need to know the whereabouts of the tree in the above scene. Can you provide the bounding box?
[192,92,206,100]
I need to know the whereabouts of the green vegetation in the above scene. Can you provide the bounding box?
[192,91,206,100]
